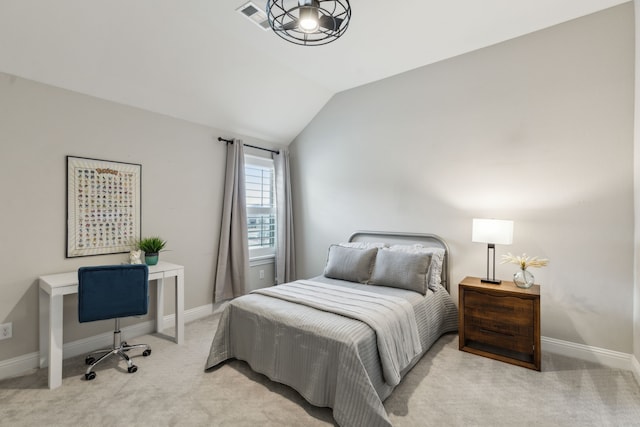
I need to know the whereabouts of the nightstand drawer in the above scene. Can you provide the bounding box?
[464,324,533,354]
[464,314,533,338]
[464,303,534,328]
[464,290,533,319]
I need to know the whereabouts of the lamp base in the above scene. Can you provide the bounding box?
[481,278,502,285]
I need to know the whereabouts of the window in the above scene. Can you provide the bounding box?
[245,155,276,259]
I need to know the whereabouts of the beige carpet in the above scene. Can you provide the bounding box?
[1,313,639,426]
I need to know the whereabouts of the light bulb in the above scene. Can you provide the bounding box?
[298,6,319,33]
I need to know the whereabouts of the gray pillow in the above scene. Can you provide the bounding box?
[388,245,445,291]
[369,249,432,295]
[323,245,378,284]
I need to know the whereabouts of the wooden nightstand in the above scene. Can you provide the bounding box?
[458,276,541,371]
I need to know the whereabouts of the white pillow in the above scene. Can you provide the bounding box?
[388,244,445,291]
[369,249,432,295]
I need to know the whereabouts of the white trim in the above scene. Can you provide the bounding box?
[632,355,640,384]
[63,320,155,360]
[0,351,40,381]
[0,302,224,382]
[159,302,226,329]
[245,153,274,167]
[249,256,275,267]
[542,336,633,370]
[245,154,276,260]
[3,316,637,382]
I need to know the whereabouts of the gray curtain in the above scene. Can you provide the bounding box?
[214,140,249,301]
[273,148,296,284]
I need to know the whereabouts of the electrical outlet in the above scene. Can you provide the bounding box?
[259,270,265,279]
[0,322,12,340]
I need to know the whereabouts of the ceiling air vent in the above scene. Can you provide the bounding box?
[237,2,271,31]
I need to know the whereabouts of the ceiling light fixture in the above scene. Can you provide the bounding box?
[267,0,351,46]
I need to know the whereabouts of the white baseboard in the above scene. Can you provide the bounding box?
[63,320,156,361]
[632,355,640,384]
[542,336,633,370]
[0,302,222,382]
[159,301,226,330]
[0,351,40,381]
[2,311,635,382]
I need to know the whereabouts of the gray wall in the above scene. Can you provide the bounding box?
[290,4,635,353]
[0,73,276,361]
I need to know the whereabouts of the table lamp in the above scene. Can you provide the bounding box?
[472,218,514,284]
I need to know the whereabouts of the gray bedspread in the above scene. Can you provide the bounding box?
[205,276,458,427]
[253,280,422,387]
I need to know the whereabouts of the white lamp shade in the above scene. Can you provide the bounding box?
[472,218,514,245]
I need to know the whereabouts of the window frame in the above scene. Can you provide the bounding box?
[244,154,276,261]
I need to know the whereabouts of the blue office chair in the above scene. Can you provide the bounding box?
[78,264,152,381]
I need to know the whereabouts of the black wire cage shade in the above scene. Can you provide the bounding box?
[267,0,351,46]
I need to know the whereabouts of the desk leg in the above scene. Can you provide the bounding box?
[38,287,49,369]
[44,292,63,389]
[156,276,165,334]
[175,269,184,345]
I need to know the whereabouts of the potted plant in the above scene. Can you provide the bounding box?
[136,236,167,266]
[501,253,549,289]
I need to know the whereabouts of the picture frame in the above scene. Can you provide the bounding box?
[66,156,142,258]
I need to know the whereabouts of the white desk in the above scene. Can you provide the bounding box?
[39,261,184,389]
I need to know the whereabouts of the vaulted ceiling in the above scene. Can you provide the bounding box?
[0,0,629,144]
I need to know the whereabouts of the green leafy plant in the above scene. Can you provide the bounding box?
[136,236,167,254]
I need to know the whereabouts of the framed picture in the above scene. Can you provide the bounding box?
[66,156,142,258]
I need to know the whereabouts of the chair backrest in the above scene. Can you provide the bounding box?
[78,264,149,323]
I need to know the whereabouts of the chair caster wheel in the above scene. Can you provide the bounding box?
[85,371,96,381]
[142,349,151,357]
[128,365,138,373]
[85,357,95,365]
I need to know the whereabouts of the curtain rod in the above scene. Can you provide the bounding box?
[217,137,280,155]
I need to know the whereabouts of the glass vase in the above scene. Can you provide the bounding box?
[513,268,534,289]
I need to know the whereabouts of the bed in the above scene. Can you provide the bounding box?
[205,231,459,427]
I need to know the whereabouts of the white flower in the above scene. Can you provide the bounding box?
[501,253,549,269]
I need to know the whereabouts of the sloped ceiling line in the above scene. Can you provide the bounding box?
[0,0,629,143]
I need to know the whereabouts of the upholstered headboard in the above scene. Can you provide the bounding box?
[348,230,451,292]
